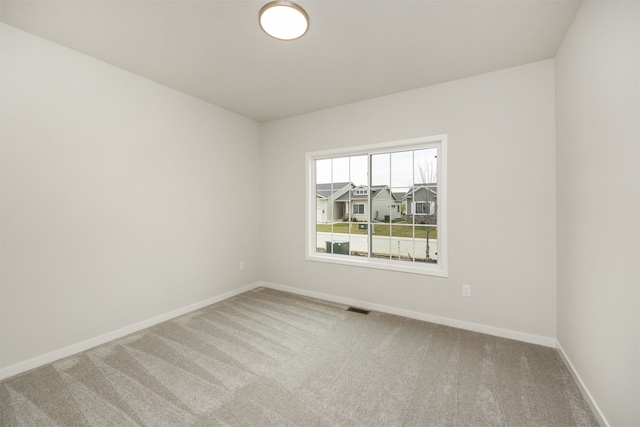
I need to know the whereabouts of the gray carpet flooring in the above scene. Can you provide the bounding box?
[1,287,598,426]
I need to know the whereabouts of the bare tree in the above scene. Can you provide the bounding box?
[417,159,437,262]
[417,161,437,184]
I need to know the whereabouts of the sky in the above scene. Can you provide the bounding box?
[316,147,437,190]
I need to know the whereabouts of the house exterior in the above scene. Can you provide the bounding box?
[317,182,434,224]
[404,183,437,224]
[335,185,403,222]
[316,182,353,223]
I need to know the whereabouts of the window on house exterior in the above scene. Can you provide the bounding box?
[353,204,365,215]
[306,135,447,277]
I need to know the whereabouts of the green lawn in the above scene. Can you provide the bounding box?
[316,222,437,239]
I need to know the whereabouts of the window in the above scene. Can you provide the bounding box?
[306,135,447,277]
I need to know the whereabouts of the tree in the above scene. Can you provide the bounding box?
[417,160,437,184]
[417,158,437,261]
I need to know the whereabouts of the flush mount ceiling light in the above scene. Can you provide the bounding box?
[259,1,309,40]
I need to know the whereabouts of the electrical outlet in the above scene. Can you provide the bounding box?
[462,284,471,297]
[239,261,245,271]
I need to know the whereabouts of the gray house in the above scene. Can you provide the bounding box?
[334,185,403,222]
[316,182,353,223]
[317,183,403,223]
[404,183,437,224]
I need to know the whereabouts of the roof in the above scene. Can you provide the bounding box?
[316,182,352,199]
[318,183,437,201]
[392,191,408,201]
[406,183,437,199]
[335,185,398,201]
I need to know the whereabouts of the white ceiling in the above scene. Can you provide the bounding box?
[1,0,582,122]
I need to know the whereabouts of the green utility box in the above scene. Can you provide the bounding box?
[326,241,350,255]
[358,223,368,230]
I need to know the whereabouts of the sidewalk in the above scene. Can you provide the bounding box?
[316,232,437,260]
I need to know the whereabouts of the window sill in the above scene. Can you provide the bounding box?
[306,252,448,277]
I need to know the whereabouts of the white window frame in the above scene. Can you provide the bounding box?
[305,135,448,277]
[352,203,365,215]
[414,201,428,215]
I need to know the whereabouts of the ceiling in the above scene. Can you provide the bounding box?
[0,0,582,122]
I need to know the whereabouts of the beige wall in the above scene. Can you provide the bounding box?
[555,1,640,425]
[3,4,638,423]
[0,24,262,369]
[261,60,557,342]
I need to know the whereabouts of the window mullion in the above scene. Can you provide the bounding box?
[387,151,392,260]
[411,150,416,263]
[367,153,372,259]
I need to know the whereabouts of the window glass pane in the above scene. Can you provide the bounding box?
[371,153,390,187]
[414,148,438,184]
[414,225,437,263]
[316,223,329,253]
[315,155,372,258]
[370,150,392,254]
[324,222,347,255]
[372,188,392,223]
[350,155,367,187]
[351,187,366,219]
[316,158,331,184]
[391,224,415,262]
[390,187,408,220]
[321,222,371,257]
[391,150,413,189]
[316,158,336,253]
[371,223,391,259]
[427,226,438,261]
[331,157,349,183]
[348,223,369,257]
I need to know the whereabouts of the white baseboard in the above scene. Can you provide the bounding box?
[0,282,262,380]
[260,281,557,348]
[1,280,556,380]
[556,342,609,427]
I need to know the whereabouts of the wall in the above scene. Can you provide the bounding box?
[3,7,637,423]
[555,1,640,425]
[261,60,557,343]
[0,24,262,373]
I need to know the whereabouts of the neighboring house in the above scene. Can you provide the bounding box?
[316,182,353,223]
[404,183,437,224]
[335,185,403,222]
[317,182,434,224]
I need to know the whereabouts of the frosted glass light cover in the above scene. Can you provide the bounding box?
[259,1,309,40]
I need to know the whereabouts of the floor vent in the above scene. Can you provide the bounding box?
[346,307,370,315]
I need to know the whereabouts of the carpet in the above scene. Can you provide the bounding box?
[0,287,599,426]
